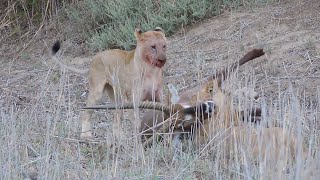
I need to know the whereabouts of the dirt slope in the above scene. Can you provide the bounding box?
[165,0,320,103]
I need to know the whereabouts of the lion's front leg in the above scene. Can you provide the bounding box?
[111,89,128,142]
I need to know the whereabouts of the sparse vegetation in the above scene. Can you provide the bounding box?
[63,0,224,50]
[62,0,280,51]
[1,0,273,50]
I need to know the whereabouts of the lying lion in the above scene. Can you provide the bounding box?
[217,126,306,165]
[140,48,265,138]
[176,51,307,162]
[52,27,168,140]
[192,84,307,162]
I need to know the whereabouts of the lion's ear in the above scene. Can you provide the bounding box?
[134,28,143,40]
[154,27,166,37]
[204,80,217,94]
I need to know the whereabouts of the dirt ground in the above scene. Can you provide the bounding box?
[0,0,320,178]
[166,0,320,100]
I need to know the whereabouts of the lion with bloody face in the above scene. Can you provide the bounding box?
[52,27,168,140]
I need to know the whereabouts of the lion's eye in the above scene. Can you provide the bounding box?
[163,45,166,48]
[151,45,156,50]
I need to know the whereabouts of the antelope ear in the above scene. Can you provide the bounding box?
[134,28,143,40]
[154,27,164,32]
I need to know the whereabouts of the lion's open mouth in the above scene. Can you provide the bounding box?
[152,60,166,68]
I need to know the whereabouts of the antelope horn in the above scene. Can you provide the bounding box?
[82,101,172,114]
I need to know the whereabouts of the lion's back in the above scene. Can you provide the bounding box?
[92,49,135,66]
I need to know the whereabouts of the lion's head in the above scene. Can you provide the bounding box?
[135,27,167,68]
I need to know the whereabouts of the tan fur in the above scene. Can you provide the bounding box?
[52,27,168,139]
[217,127,305,164]
[179,80,244,132]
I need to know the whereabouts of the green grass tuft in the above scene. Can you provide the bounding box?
[63,0,224,51]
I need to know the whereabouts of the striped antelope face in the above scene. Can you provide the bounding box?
[138,101,215,146]
[174,101,215,130]
[83,100,216,145]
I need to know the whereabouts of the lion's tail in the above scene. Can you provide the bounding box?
[51,40,88,74]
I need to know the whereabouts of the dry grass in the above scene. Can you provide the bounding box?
[1,56,319,179]
[0,0,76,41]
[1,0,320,179]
